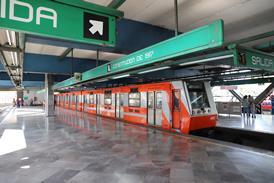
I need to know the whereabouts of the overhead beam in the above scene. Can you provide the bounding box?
[59,48,73,60]
[0,45,21,52]
[108,0,126,9]
[212,77,274,86]
[0,72,70,82]
[0,80,45,88]
[24,53,108,74]
[228,30,274,45]
[254,40,274,53]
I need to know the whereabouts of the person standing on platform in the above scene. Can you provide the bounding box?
[249,95,256,118]
[16,98,20,108]
[242,95,249,118]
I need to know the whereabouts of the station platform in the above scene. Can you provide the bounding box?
[217,114,274,134]
[0,107,274,183]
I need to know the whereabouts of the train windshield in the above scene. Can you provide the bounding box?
[187,82,210,109]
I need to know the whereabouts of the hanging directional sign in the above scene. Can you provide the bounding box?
[233,46,274,72]
[0,0,117,46]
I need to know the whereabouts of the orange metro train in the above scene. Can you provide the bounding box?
[55,80,217,134]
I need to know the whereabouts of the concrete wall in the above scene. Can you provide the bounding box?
[23,90,44,106]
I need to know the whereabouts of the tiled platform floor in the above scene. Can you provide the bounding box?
[217,114,274,134]
[0,107,274,183]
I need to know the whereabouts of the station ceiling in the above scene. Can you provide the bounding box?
[0,0,274,89]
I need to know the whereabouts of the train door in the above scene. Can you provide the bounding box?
[67,95,70,108]
[96,94,100,114]
[172,90,181,129]
[115,94,120,118]
[148,92,162,126]
[83,95,86,111]
[75,95,77,111]
[116,93,124,119]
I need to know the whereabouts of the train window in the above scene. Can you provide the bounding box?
[85,94,89,104]
[89,94,94,104]
[104,93,112,105]
[148,93,154,108]
[156,92,162,109]
[79,95,82,103]
[73,95,76,103]
[187,82,210,109]
[66,95,69,103]
[129,93,140,107]
[173,90,180,110]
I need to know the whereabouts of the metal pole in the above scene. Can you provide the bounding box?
[71,49,74,77]
[174,0,179,36]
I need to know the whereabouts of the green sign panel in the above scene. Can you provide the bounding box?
[0,0,116,46]
[235,47,274,72]
[54,19,224,89]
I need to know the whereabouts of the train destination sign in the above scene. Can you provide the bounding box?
[0,0,116,46]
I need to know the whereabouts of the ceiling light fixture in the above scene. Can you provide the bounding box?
[5,30,12,45]
[179,54,234,66]
[112,74,130,79]
[96,78,109,82]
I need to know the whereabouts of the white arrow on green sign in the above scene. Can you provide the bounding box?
[0,0,117,46]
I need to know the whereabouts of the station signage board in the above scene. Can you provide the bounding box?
[54,19,225,89]
[235,47,274,72]
[0,0,116,46]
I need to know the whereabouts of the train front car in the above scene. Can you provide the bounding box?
[172,81,217,134]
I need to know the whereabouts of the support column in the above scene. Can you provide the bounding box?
[45,74,54,116]
[229,90,243,102]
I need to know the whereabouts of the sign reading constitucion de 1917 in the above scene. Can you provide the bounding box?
[0,0,116,46]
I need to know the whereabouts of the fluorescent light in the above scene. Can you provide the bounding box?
[112,74,130,79]
[11,31,16,44]
[221,69,251,75]
[179,54,234,66]
[10,52,15,65]
[96,78,108,82]
[138,66,170,74]
[14,52,18,65]
[20,165,30,169]
[5,30,12,45]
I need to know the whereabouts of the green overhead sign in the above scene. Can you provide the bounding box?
[0,0,118,46]
[234,47,274,72]
[54,20,224,89]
